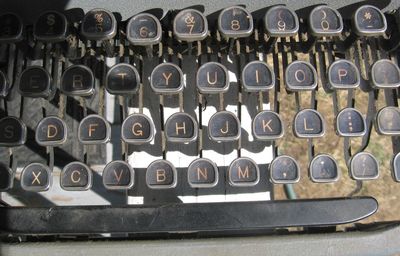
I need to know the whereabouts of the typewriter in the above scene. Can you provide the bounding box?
[1,0,400,255]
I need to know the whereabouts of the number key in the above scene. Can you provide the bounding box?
[353,5,387,36]
[127,13,161,46]
[264,5,299,37]
[34,11,68,42]
[0,13,23,42]
[218,6,253,38]
[309,5,343,36]
[173,9,208,42]
[81,8,117,40]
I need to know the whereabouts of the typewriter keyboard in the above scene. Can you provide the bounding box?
[0,3,399,235]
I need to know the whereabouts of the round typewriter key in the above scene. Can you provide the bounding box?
[187,158,218,188]
[328,60,360,89]
[264,5,299,37]
[197,62,229,94]
[228,157,260,187]
[121,113,154,144]
[127,13,161,46]
[218,6,253,38]
[81,8,117,40]
[61,65,94,96]
[35,116,67,146]
[18,66,52,98]
[309,154,339,183]
[106,63,140,94]
[34,10,68,42]
[270,155,300,184]
[370,59,400,89]
[150,63,184,94]
[0,13,23,42]
[173,9,208,42]
[349,152,379,180]
[285,61,317,91]
[208,111,240,142]
[375,107,400,135]
[252,111,284,140]
[309,5,343,36]
[21,163,52,192]
[61,162,92,191]
[165,112,198,143]
[0,162,13,191]
[78,114,111,144]
[336,108,366,137]
[242,61,275,92]
[353,5,387,36]
[293,109,325,138]
[0,116,27,147]
[0,70,10,98]
[103,160,134,190]
[146,159,177,189]
[391,152,400,182]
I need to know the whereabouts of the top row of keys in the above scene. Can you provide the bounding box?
[0,4,387,44]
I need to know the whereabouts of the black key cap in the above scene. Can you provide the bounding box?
[309,6,343,36]
[328,60,360,89]
[285,61,317,91]
[336,108,366,137]
[187,158,218,188]
[241,61,275,92]
[391,152,400,182]
[264,5,299,37]
[293,109,325,138]
[0,116,27,147]
[370,59,400,89]
[61,65,94,96]
[0,70,10,97]
[126,13,162,46]
[21,163,51,191]
[228,157,260,187]
[150,63,184,94]
[60,162,92,191]
[173,9,208,42]
[270,155,300,184]
[252,111,284,140]
[78,114,111,144]
[35,116,67,146]
[81,8,117,40]
[349,152,379,180]
[196,62,229,94]
[121,114,154,144]
[208,111,240,142]
[0,13,23,42]
[0,162,13,191]
[103,160,135,190]
[309,154,339,183]
[106,63,140,95]
[218,6,253,38]
[146,160,177,189]
[34,11,68,42]
[353,5,387,36]
[18,66,52,98]
[375,107,400,135]
[165,112,198,143]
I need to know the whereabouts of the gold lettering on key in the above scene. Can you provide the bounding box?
[238,165,249,179]
[303,118,314,131]
[95,13,104,32]
[113,169,124,183]
[294,70,306,83]
[162,72,172,85]
[175,122,186,135]
[207,72,218,85]
[262,119,273,132]
[277,11,286,31]
[4,125,14,139]
[72,75,83,88]
[347,113,353,132]
[196,167,208,180]
[255,69,260,84]
[88,123,98,137]
[139,26,149,38]
[220,121,229,134]
[117,73,127,87]
[132,122,143,136]
[32,171,42,185]
[47,124,58,138]
[156,169,166,183]
[320,10,329,30]
[29,75,41,89]
[184,13,196,34]
[338,69,347,82]
[71,170,81,183]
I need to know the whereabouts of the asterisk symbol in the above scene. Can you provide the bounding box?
[364,12,372,20]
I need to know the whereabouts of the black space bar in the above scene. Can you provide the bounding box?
[0,197,377,234]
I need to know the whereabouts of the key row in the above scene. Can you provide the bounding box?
[6,58,399,100]
[2,106,400,147]
[0,5,387,44]
[0,150,388,192]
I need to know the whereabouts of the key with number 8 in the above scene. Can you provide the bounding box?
[218,6,253,38]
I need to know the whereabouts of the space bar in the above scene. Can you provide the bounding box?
[0,197,377,234]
